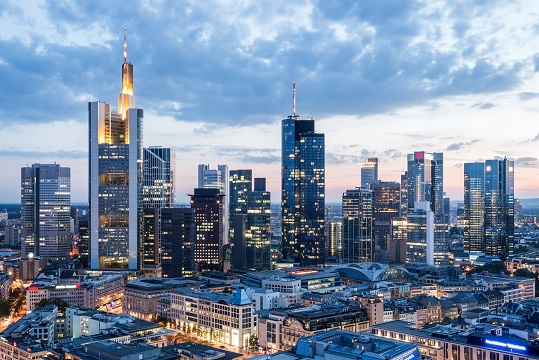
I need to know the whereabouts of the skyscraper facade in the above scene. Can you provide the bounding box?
[406,201,434,265]
[89,31,143,270]
[327,220,342,258]
[371,181,400,254]
[190,188,224,271]
[342,188,374,263]
[245,178,271,270]
[21,164,71,260]
[464,162,485,253]
[406,152,443,214]
[484,159,514,259]
[229,170,252,243]
[198,164,229,245]
[143,147,175,209]
[360,157,378,188]
[160,208,196,277]
[282,115,325,266]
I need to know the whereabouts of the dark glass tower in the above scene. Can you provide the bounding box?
[361,157,378,188]
[342,188,373,263]
[160,208,195,277]
[281,115,325,266]
[229,170,252,243]
[406,152,443,214]
[464,162,485,253]
[246,178,271,270]
[371,181,400,254]
[484,159,514,259]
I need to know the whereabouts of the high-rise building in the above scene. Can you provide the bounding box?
[198,164,229,245]
[361,157,378,188]
[190,188,224,271]
[78,220,89,268]
[229,170,252,243]
[143,147,175,209]
[406,201,434,265]
[464,162,485,253]
[89,30,143,270]
[342,188,374,263]
[281,107,325,266]
[160,208,196,278]
[484,159,514,259]
[406,152,443,214]
[141,208,160,269]
[326,220,342,258]
[388,218,407,263]
[245,178,271,270]
[400,172,408,217]
[371,181,400,254]
[21,164,71,260]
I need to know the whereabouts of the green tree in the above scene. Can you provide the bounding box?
[35,298,70,312]
[0,299,11,319]
[249,334,259,351]
[468,261,508,275]
[513,268,537,278]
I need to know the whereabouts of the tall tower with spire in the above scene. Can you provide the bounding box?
[281,83,325,266]
[88,29,143,270]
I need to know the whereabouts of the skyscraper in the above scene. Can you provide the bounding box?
[245,178,271,270]
[160,208,196,277]
[342,188,374,263]
[464,162,485,253]
[89,30,143,270]
[406,152,443,214]
[406,201,434,265]
[21,163,71,260]
[229,170,252,243]
[190,188,224,271]
[371,181,400,256]
[361,157,378,188]
[281,86,325,266]
[198,164,229,245]
[143,147,176,209]
[484,159,514,259]
[326,220,342,258]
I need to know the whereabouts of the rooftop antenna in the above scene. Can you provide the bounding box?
[293,82,297,116]
[123,27,128,64]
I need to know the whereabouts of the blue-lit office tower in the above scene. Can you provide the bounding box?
[342,188,374,263]
[464,163,485,253]
[21,164,71,260]
[361,158,378,189]
[407,152,443,214]
[89,31,143,270]
[198,164,229,245]
[484,159,514,259]
[282,115,325,266]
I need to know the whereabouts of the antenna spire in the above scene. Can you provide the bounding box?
[293,82,296,116]
[123,27,128,64]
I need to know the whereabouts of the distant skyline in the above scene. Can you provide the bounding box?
[1,1,539,203]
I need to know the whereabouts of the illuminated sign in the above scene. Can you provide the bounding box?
[403,354,415,360]
[485,339,526,351]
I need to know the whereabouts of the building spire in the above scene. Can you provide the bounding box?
[292,82,297,116]
[123,27,128,64]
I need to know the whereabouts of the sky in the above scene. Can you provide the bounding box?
[1,0,539,204]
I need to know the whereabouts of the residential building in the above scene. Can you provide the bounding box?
[342,188,374,263]
[281,108,325,266]
[89,32,143,270]
[21,163,71,260]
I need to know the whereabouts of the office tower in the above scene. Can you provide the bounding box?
[198,164,229,245]
[141,208,160,268]
[245,178,271,270]
[406,201,434,265]
[232,214,247,269]
[281,96,325,266]
[342,188,374,263]
[406,152,443,214]
[400,173,408,219]
[326,220,342,258]
[143,147,176,208]
[484,159,514,259]
[371,181,400,254]
[190,188,224,271]
[78,220,89,268]
[514,198,522,222]
[229,170,252,243]
[464,162,485,253]
[361,157,378,188]
[3,224,20,247]
[160,208,196,277]
[388,218,407,263]
[89,30,143,270]
[443,197,451,219]
[21,164,71,260]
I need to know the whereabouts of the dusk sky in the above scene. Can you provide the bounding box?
[1,1,539,204]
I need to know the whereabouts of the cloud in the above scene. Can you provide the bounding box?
[471,102,496,110]
[0,148,86,159]
[519,92,539,101]
[445,139,480,151]
[514,157,538,166]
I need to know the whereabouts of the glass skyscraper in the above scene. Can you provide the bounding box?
[21,164,71,260]
[198,164,229,245]
[484,159,514,259]
[143,147,175,209]
[246,178,271,270]
[342,188,374,263]
[361,157,379,188]
[406,152,443,214]
[464,162,485,253]
[371,181,400,254]
[281,115,325,266]
[229,169,252,243]
[89,31,143,270]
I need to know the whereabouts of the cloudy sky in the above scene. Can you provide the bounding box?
[1,0,539,204]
